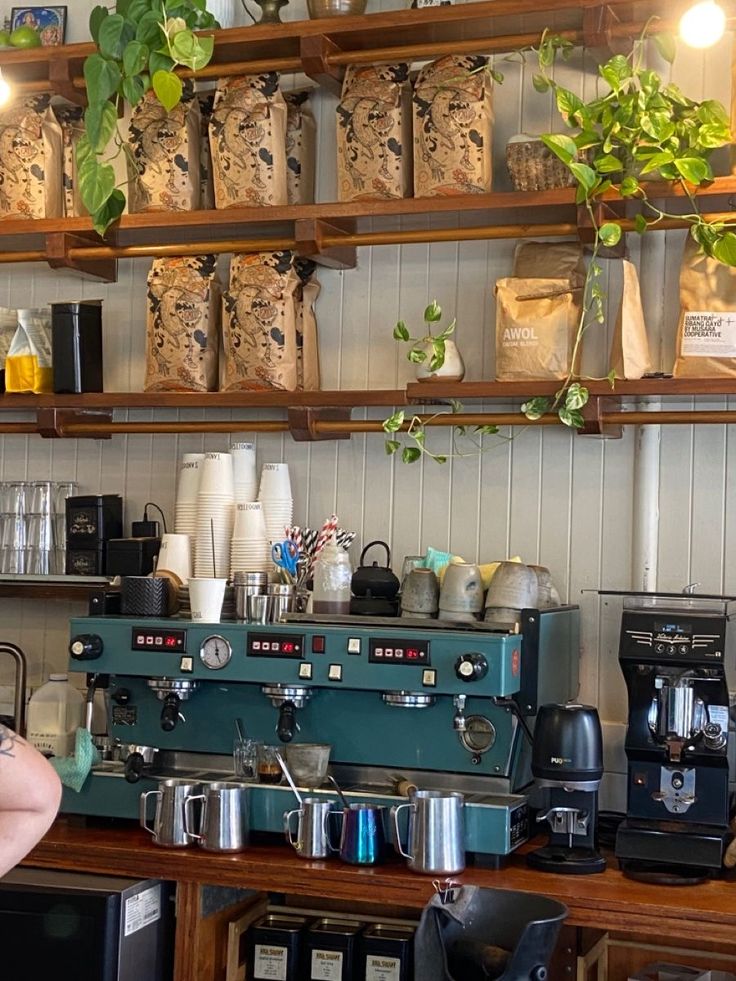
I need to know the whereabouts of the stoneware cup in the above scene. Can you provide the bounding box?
[401,568,439,615]
[440,562,484,613]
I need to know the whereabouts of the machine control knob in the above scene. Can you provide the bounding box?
[704,722,727,750]
[655,642,666,654]
[69,634,103,660]
[671,771,685,790]
[455,653,488,682]
[678,644,689,655]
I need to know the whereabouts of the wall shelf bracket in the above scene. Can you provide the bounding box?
[578,395,622,438]
[46,232,118,283]
[582,3,628,57]
[301,34,344,96]
[37,408,113,440]
[577,200,627,257]
[288,406,352,442]
[48,56,86,107]
[295,218,357,269]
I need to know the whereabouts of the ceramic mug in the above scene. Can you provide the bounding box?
[439,562,484,613]
[401,568,439,615]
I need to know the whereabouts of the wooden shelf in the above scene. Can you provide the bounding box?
[0,390,405,410]
[0,576,108,600]
[406,377,736,402]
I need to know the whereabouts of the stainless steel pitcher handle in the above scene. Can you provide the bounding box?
[390,802,413,860]
[184,793,205,842]
[325,808,339,853]
[139,789,161,837]
[284,808,301,850]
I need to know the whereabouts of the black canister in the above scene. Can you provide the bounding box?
[360,924,415,981]
[51,300,103,394]
[66,545,106,576]
[120,576,169,617]
[247,914,309,981]
[307,918,363,981]
[66,495,123,547]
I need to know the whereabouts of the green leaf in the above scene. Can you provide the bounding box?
[600,54,631,93]
[558,406,585,429]
[75,133,94,171]
[607,369,617,388]
[393,320,410,341]
[474,424,499,436]
[639,150,674,175]
[634,213,648,234]
[593,153,623,174]
[92,188,125,237]
[136,10,164,46]
[712,231,736,266]
[148,50,174,76]
[84,101,118,153]
[674,156,710,185]
[99,14,135,60]
[402,447,422,465]
[128,0,153,19]
[152,69,183,111]
[424,300,442,323]
[382,410,405,434]
[408,348,427,364]
[555,87,584,123]
[83,54,122,105]
[89,5,109,44]
[123,74,146,106]
[438,318,456,340]
[385,439,400,456]
[429,339,446,372]
[79,156,116,216]
[565,382,590,411]
[433,455,448,465]
[654,32,677,64]
[599,222,622,247]
[123,40,149,78]
[490,68,504,84]
[540,132,577,165]
[619,176,640,197]
[521,396,552,421]
[533,74,550,93]
[569,161,597,194]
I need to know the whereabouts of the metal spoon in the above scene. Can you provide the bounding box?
[276,751,303,806]
[235,717,246,742]
[328,774,350,810]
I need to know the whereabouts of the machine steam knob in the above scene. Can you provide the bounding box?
[455,653,488,682]
[704,722,727,750]
[69,634,103,660]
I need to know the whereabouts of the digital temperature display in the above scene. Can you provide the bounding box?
[369,638,430,665]
[131,628,187,652]
[654,620,692,636]
[247,633,304,659]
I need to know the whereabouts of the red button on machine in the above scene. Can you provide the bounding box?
[312,635,326,654]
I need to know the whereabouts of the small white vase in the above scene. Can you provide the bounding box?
[415,338,465,383]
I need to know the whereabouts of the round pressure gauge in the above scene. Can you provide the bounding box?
[199,635,232,670]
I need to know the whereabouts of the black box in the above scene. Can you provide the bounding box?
[51,301,103,394]
[66,545,106,577]
[66,495,123,547]
[106,538,161,577]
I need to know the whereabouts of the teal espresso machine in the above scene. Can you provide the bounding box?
[64,608,579,863]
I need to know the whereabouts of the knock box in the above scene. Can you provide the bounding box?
[51,300,103,394]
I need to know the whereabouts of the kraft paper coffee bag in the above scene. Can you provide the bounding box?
[5,308,53,393]
[0,96,62,220]
[336,64,411,201]
[145,256,220,393]
[210,74,288,208]
[199,93,215,210]
[295,258,321,391]
[609,259,652,379]
[222,252,299,391]
[128,88,201,213]
[512,240,587,289]
[285,89,316,206]
[413,55,493,197]
[495,278,578,381]
[55,104,86,218]
[674,237,736,377]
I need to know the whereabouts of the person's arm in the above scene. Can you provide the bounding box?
[0,723,61,877]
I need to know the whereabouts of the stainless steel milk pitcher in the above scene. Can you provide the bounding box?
[391,790,465,875]
[140,778,201,848]
[184,782,249,852]
[284,797,336,859]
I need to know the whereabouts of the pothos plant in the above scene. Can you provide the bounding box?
[80,0,218,236]
[393,299,457,373]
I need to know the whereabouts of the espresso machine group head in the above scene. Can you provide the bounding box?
[614,593,735,882]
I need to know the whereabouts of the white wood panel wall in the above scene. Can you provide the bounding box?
[0,1,734,808]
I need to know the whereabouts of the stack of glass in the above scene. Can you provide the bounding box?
[0,481,78,575]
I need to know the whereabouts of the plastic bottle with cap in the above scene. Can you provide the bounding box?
[26,673,84,757]
[312,533,352,615]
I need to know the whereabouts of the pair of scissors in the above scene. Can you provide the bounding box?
[271,539,299,578]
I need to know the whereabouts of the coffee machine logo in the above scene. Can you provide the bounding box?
[550,755,572,765]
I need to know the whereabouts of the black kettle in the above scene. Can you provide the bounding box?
[351,541,400,599]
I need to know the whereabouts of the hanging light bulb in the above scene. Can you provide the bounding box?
[679,0,727,48]
[0,70,11,108]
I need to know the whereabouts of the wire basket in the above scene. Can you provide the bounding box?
[506,137,578,192]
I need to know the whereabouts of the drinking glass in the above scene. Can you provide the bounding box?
[257,745,283,785]
[233,738,260,781]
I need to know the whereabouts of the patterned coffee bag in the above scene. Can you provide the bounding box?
[0,95,62,219]
[295,258,321,391]
[145,256,220,393]
[54,104,86,218]
[210,74,288,208]
[128,88,201,213]
[222,252,299,391]
[336,64,411,201]
[285,89,316,205]
[413,55,493,197]
[198,93,215,210]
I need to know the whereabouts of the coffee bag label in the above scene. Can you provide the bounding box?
[366,955,401,981]
[254,944,288,980]
[681,312,736,357]
[311,949,343,979]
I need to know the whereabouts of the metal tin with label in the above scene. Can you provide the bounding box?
[307,918,363,981]
[247,914,309,981]
[360,924,416,981]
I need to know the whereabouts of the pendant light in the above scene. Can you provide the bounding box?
[679,0,727,48]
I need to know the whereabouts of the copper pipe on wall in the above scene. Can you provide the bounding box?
[0,423,42,434]
[58,419,290,436]
[66,239,296,261]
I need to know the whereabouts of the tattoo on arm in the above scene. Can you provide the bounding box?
[0,724,17,758]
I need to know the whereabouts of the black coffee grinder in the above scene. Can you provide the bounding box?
[615,592,734,882]
[527,703,607,874]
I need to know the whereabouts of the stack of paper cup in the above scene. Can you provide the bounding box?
[194,452,235,578]
[230,502,271,576]
[156,533,192,583]
[175,454,204,538]
[258,463,293,544]
[231,441,257,505]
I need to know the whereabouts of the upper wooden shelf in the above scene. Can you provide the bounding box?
[407,377,736,402]
[0,390,405,409]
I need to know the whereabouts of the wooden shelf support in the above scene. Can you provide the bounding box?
[288,406,352,441]
[295,218,357,269]
[48,55,86,107]
[37,407,113,440]
[577,200,627,258]
[46,232,118,283]
[582,3,629,58]
[579,395,623,438]
[301,34,345,96]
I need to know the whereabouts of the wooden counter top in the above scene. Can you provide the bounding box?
[24,821,736,946]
